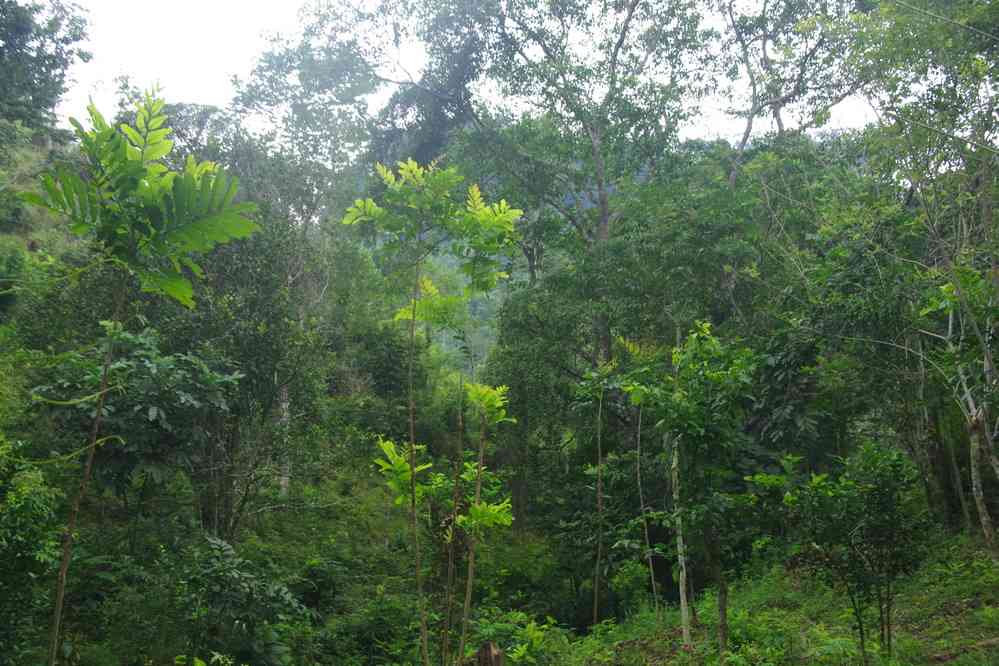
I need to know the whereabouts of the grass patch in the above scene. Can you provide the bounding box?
[547,535,999,665]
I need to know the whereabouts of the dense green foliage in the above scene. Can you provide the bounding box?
[1,0,998,664]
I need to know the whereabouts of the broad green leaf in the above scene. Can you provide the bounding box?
[143,140,173,162]
[137,270,195,308]
[120,124,144,148]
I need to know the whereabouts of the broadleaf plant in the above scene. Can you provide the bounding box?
[21,92,259,307]
[20,93,260,666]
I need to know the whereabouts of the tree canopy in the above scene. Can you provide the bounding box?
[1,0,998,664]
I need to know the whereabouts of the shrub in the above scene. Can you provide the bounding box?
[791,442,928,663]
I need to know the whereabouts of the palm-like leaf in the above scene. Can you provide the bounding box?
[20,93,259,307]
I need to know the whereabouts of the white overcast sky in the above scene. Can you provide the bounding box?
[58,0,308,123]
[59,0,876,139]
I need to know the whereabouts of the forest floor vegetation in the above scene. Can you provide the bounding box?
[552,536,999,665]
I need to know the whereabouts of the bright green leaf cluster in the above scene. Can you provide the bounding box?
[373,437,432,506]
[393,276,468,331]
[465,382,516,427]
[456,497,513,537]
[20,93,259,307]
[342,159,522,294]
[619,322,756,443]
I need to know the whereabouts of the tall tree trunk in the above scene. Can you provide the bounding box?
[512,414,529,521]
[459,411,488,664]
[886,580,894,657]
[705,526,728,655]
[948,431,973,532]
[969,416,998,557]
[442,380,465,666]
[852,593,870,666]
[724,0,761,187]
[670,435,692,648]
[277,384,290,498]
[635,407,659,622]
[914,339,945,518]
[717,569,729,655]
[592,389,604,626]
[49,289,125,666]
[955,354,998,557]
[476,642,504,666]
[408,268,431,666]
[586,125,613,365]
[48,341,114,666]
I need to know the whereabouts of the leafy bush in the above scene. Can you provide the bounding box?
[178,537,305,665]
[610,560,650,617]
[0,435,61,659]
[791,442,928,661]
[471,607,571,665]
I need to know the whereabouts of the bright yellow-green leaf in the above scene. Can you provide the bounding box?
[120,124,144,147]
[143,140,173,162]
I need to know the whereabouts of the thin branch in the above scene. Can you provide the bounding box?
[891,0,999,44]
[886,111,999,156]
[604,0,643,112]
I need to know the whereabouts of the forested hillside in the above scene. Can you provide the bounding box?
[1,0,998,664]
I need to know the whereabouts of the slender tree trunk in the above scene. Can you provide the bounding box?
[635,407,659,622]
[48,341,114,666]
[988,450,999,488]
[705,526,728,655]
[877,589,886,649]
[947,429,973,532]
[914,339,944,518]
[408,267,431,666]
[724,0,760,187]
[670,435,692,648]
[592,389,604,626]
[278,384,290,498]
[717,569,728,656]
[442,380,466,666]
[851,593,870,666]
[459,412,488,664]
[940,326,973,531]
[476,642,505,666]
[586,125,613,365]
[49,287,126,666]
[886,580,894,657]
[441,455,461,666]
[513,414,529,521]
[953,348,996,556]
[457,522,478,663]
[969,417,998,557]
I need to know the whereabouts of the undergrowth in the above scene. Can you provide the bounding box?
[528,535,999,665]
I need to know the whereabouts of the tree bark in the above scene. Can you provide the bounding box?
[670,435,692,648]
[586,124,613,365]
[408,267,431,666]
[705,525,728,655]
[969,417,998,557]
[476,642,504,666]
[277,384,290,498]
[49,287,126,666]
[717,568,729,656]
[442,380,465,666]
[48,342,114,666]
[635,407,659,622]
[592,389,604,626]
[459,411,489,664]
[947,430,973,532]
[914,339,945,519]
[852,593,870,666]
